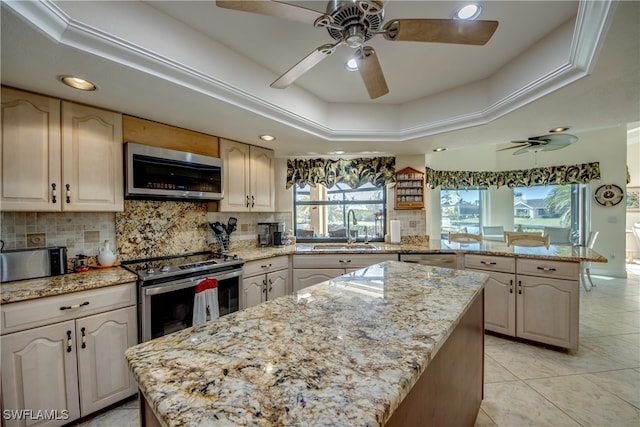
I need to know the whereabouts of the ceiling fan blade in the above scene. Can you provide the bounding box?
[511,139,545,144]
[270,43,339,89]
[355,46,389,99]
[383,19,498,45]
[216,1,323,24]
[497,144,526,152]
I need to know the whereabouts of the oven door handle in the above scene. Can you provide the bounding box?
[143,269,243,296]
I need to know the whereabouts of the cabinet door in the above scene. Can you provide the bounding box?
[1,87,61,212]
[292,269,344,292]
[219,139,250,212]
[471,270,516,336]
[75,306,137,416]
[242,275,266,309]
[61,102,123,211]
[516,275,579,350]
[1,321,81,427]
[249,145,274,212]
[266,269,288,301]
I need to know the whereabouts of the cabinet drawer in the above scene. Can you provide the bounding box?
[464,254,515,273]
[293,254,394,269]
[516,259,579,281]
[1,283,136,335]
[243,255,289,277]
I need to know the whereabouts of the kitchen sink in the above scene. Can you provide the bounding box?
[312,244,381,251]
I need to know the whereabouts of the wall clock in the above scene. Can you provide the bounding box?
[594,184,624,206]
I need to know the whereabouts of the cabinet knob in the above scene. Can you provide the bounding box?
[51,183,57,204]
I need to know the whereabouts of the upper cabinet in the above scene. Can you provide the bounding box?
[1,87,123,212]
[219,139,274,212]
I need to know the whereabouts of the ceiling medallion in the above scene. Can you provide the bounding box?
[594,184,624,207]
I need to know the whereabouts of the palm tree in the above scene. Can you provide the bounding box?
[545,186,571,226]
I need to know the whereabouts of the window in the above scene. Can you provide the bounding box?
[294,182,386,242]
[441,188,484,239]
[513,184,586,243]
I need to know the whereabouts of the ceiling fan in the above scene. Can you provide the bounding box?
[498,133,578,155]
[216,1,499,99]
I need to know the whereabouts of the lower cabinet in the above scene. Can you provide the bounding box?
[1,283,138,427]
[292,254,397,292]
[465,254,580,350]
[242,256,290,309]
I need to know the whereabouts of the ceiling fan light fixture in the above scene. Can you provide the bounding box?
[454,4,482,21]
[549,126,570,133]
[433,147,447,152]
[345,58,358,71]
[344,25,365,48]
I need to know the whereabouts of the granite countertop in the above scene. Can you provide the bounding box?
[0,267,137,304]
[125,261,487,427]
[234,239,607,264]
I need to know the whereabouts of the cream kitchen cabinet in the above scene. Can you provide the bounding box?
[1,283,137,426]
[0,87,123,212]
[292,253,396,292]
[219,139,274,212]
[464,254,580,349]
[242,256,289,309]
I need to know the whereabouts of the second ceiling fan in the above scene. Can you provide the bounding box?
[217,1,499,99]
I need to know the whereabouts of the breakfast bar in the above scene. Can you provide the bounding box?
[125,261,488,426]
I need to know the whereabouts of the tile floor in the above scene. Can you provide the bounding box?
[73,264,640,427]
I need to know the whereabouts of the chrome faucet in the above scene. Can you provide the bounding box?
[346,209,357,245]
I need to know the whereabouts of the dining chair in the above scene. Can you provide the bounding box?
[448,232,482,243]
[482,226,505,241]
[543,226,572,244]
[581,231,599,291]
[506,233,550,248]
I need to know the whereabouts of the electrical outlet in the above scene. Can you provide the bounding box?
[409,221,417,228]
[240,223,248,232]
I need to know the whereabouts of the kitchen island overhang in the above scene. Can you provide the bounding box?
[126,261,488,426]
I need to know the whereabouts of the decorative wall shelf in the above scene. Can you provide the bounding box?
[395,167,425,210]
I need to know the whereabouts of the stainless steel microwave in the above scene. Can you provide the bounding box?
[124,142,224,201]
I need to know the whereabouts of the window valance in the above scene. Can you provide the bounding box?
[286,157,396,189]
[425,162,600,189]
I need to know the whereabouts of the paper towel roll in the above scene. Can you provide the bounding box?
[390,220,401,244]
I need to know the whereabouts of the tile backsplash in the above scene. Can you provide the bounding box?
[0,211,116,257]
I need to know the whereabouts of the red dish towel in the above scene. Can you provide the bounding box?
[193,278,219,326]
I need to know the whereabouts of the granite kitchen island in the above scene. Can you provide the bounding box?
[125,261,488,426]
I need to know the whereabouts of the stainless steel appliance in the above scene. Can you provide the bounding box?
[0,247,67,282]
[124,142,224,201]
[121,251,243,342]
[257,222,285,247]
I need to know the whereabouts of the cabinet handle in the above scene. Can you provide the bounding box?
[246,195,250,208]
[251,195,255,207]
[262,279,267,293]
[518,280,522,295]
[268,278,273,292]
[480,260,497,265]
[60,301,90,311]
[537,266,557,272]
[65,184,71,204]
[80,327,87,349]
[51,183,57,204]
[66,330,73,353]
[509,279,513,294]
[261,263,272,269]
[338,259,351,264]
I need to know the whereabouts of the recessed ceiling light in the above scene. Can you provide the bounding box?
[454,4,482,21]
[60,76,96,91]
[345,58,358,72]
[259,134,276,141]
[549,127,570,133]
[433,147,447,152]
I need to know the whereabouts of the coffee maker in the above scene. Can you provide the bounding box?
[257,222,285,246]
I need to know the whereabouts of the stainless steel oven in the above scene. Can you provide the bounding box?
[122,251,243,342]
